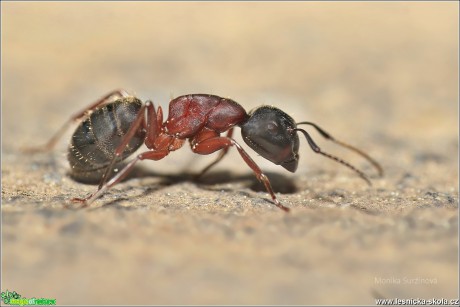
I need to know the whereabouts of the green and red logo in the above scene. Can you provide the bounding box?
[1,290,56,306]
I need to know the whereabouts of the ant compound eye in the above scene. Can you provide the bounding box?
[241,106,299,172]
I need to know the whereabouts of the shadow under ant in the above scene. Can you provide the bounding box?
[195,170,298,194]
[67,164,298,210]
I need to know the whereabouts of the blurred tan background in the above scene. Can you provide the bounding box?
[2,2,458,305]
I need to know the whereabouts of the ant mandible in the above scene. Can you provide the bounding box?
[31,89,383,212]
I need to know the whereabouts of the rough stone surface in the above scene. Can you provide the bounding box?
[2,2,458,305]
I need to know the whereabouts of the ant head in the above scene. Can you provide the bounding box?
[241,106,299,172]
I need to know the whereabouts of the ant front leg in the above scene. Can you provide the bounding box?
[191,134,290,212]
[24,89,131,153]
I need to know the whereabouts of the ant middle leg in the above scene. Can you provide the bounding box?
[195,128,234,179]
[192,135,290,212]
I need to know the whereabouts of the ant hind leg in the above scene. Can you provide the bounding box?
[71,150,169,208]
[23,89,131,153]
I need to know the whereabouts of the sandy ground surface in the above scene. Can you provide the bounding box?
[2,2,458,305]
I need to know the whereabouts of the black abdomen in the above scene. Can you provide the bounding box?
[68,97,145,182]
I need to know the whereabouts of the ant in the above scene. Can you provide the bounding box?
[29,89,383,212]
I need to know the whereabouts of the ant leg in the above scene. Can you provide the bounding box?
[24,89,130,152]
[72,100,176,208]
[296,121,383,176]
[192,136,289,212]
[196,128,234,179]
[72,150,169,207]
[97,102,150,189]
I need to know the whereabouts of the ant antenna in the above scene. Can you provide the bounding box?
[297,122,383,176]
[294,128,372,186]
